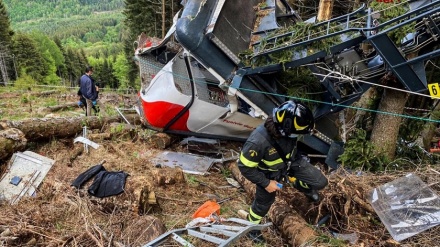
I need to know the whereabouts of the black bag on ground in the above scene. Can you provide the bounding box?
[71,164,105,189]
[87,171,128,198]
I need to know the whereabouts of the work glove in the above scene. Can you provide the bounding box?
[92,101,97,106]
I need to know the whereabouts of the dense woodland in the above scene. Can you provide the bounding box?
[0,0,179,90]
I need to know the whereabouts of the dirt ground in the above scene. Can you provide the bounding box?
[0,88,439,247]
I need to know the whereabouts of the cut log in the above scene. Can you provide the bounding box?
[0,128,27,161]
[0,116,121,141]
[109,123,137,140]
[149,133,172,149]
[227,162,317,246]
[151,167,186,186]
[0,116,122,162]
[88,133,112,141]
[130,176,161,215]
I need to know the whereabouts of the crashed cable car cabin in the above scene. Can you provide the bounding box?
[134,0,440,168]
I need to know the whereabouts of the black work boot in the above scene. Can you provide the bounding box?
[303,189,320,202]
[247,230,265,243]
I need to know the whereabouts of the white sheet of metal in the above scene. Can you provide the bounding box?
[0,151,55,204]
[152,151,222,175]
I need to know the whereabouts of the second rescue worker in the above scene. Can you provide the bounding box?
[238,100,328,242]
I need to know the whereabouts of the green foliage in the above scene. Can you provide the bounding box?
[185,174,198,186]
[220,167,231,178]
[3,0,127,87]
[43,98,58,107]
[275,67,322,106]
[123,0,180,89]
[0,0,13,45]
[392,136,436,169]
[113,53,130,88]
[315,234,347,247]
[338,129,389,172]
[110,123,125,134]
[21,95,29,104]
[14,74,36,90]
[369,0,414,45]
[12,32,48,82]
[239,22,342,68]
[3,0,124,23]
[398,118,425,143]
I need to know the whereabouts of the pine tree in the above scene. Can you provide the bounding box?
[12,32,47,83]
[0,0,15,83]
[0,0,13,46]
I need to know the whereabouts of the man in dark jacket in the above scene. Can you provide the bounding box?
[79,66,97,116]
[238,100,328,242]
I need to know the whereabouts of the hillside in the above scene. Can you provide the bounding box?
[3,0,124,48]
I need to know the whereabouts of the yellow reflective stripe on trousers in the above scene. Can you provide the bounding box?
[248,207,263,224]
[257,166,278,172]
[239,153,259,168]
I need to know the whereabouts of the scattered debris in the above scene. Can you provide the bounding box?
[370,173,440,242]
[226,177,241,188]
[0,151,55,204]
[152,151,222,175]
[143,217,272,247]
[115,106,136,125]
[74,136,100,150]
[332,232,359,245]
[71,161,128,198]
[180,136,221,155]
[151,166,186,186]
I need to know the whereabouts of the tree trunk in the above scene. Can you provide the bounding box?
[0,128,27,160]
[227,162,317,246]
[370,89,408,159]
[149,132,173,149]
[418,100,440,150]
[0,116,121,141]
[317,0,334,21]
[0,116,124,161]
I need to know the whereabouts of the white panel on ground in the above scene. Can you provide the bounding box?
[0,151,55,204]
[152,151,222,175]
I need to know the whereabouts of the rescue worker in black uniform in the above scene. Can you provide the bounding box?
[238,100,328,243]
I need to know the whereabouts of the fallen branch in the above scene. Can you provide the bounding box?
[352,195,375,214]
[38,102,79,113]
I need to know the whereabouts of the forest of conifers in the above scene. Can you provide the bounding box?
[0,0,178,90]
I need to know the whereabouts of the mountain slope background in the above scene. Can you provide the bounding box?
[3,0,125,51]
